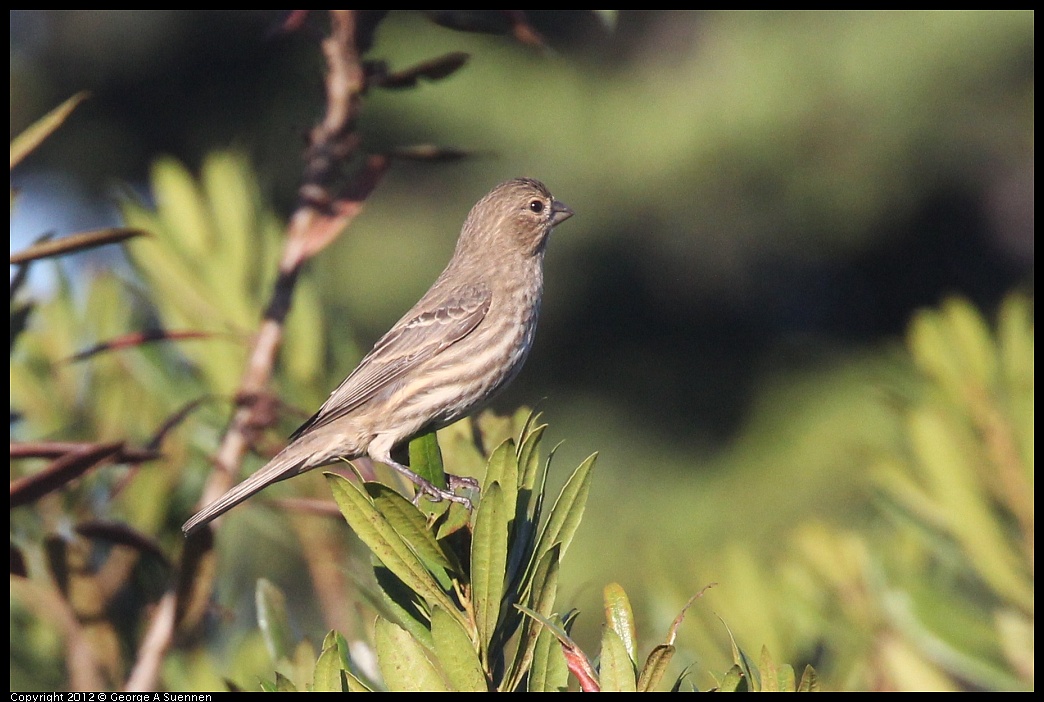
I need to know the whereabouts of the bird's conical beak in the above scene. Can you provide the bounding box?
[550,200,574,226]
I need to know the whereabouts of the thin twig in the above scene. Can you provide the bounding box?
[198,10,385,516]
[124,592,177,692]
[130,10,386,692]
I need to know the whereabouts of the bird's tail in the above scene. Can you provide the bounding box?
[181,445,310,536]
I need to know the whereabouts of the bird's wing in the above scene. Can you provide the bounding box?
[290,282,492,439]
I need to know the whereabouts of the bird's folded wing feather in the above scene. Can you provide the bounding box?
[290,283,492,438]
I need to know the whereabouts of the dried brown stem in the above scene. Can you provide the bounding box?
[197,9,384,524]
[129,9,386,692]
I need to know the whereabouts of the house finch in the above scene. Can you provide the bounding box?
[183,178,573,535]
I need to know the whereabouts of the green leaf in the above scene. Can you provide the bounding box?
[375,616,450,692]
[998,292,1034,392]
[11,92,89,170]
[274,671,298,692]
[603,582,637,665]
[200,152,255,315]
[721,616,760,691]
[505,543,561,691]
[719,664,747,692]
[516,419,547,493]
[776,663,797,692]
[670,665,697,692]
[312,630,361,692]
[797,664,820,692]
[528,618,569,692]
[371,564,436,651]
[483,438,518,492]
[410,431,446,489]
[344,670,374,693]
[908,407,1033,610]
[637,644,675,693]
[366,481,459,582]
[471,481,508,651]
[326,473,459,616]
[151,155,214,260]
[431,605,488,691]
[514,604,572,643]
[598,627,636,692]
[535,453,597,565]
[759,645,780,692]
[255,578,294,664]
[312,641,344,692]
[908,308,964,396]
[941,297,997,391]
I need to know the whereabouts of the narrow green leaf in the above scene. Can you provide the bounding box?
[514,604,572,643]
[603,582,637,665]
[505,543,561,691]
[908,309,964,394]
[516,605,598,689]
[759,645,779,692]
[998,292,1034,392]
[374,616,450,692]
[255,578,293,664]
[366,481,459,579]
[720,616,760,691]
[326,474,458,615]
[670,665,697,692]
[435,500,472,539]
[483,439,518,492]
[535,453,597,564]
[201,152,254,321]
[151,156,214,259]
[776,663,797,692]
[599,627,636,692]
[11,92,89,169]
[313,630,363,692]
[274,671,298,692]
[528,619,569,692]
[329,630,354,672]
[471,481,508,650]
[410,431,446,489]
[941,296,997,391]
[344,669,374,692]
[719,664,747,692]
[371,564,435,651]
[431,605,488,691]
[637,644,675,693]
[797,664,820,692]
[516,421,547,492]
[908,408,1033,610]
[312,640,343,692]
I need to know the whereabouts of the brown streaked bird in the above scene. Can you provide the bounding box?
[183,178,573,535]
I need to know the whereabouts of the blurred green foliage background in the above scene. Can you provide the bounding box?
[10,11,1033,691]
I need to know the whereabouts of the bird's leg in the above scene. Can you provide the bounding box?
[394,459,473,509]
[369,437,473,509]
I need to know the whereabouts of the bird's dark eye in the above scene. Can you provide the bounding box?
[528,200,544,214]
